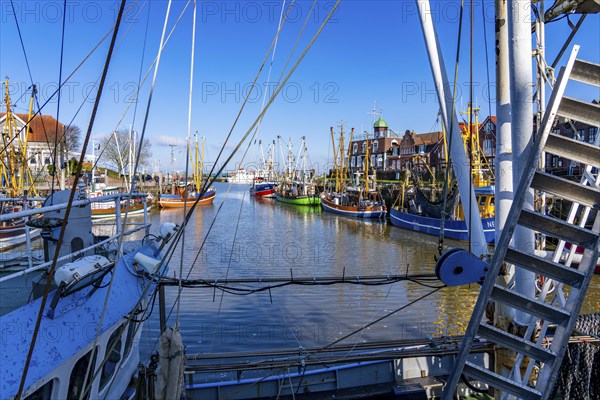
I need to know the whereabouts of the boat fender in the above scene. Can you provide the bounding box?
[134,252,161,274]
[53,255,113,296]
[435,248,489,286]
[159,222,178,243]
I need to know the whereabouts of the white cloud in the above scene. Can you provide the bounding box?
[154,135,187,147]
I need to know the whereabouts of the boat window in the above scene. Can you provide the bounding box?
[24,380,54,400]
[68,348,97,400]
[479,196,487,205]
[71,237,84,260]
[123,319,137,360]
[99,325,124,390]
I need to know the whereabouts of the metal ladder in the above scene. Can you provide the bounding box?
[442,45,600,400]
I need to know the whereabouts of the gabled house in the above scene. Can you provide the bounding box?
[349,116,401,172]
[0,112,65,174]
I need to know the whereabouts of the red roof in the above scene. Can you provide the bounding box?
[0,112,65,143]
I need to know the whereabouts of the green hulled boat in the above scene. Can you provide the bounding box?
[275,191,321,205]
[275,136,321,207]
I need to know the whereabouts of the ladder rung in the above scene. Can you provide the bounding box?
[545,133,600,168]
[463,361,542,400]
[478,323,557,364]
[532,172,600,209]
[490,284,570,324]
[505,247,586,288]
[557,97,600,127]
[571,59,600,87]
[518,210,598,249]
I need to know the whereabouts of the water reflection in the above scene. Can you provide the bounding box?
[140,182,599,356]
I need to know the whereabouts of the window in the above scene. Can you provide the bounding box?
[372,141,378,153]
[353,143,358,154]
[100,326,124,390]
[418,145,425,154]
[123,323,135,360]
[68,348,98,400]
[361,143,366,153]
[350,157,355,168]
[575,129,586,141]
[71,237,84,261]
[24,380,54,400]
[589,127,597,144]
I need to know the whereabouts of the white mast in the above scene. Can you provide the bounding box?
[416,0,489,257]
[509,0,536,325]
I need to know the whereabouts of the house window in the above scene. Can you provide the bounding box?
[353,143,358,154]
[361,143,366,153]
[350,157,355,168]
[589,127,597,144]
[418,145,425,154]
[44,157,52,165]
[575,129,586,141]
[372,141,378,153]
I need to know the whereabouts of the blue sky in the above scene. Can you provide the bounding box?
[1,1,599,175]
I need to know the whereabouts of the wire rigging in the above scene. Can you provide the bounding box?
[178,0,198,326]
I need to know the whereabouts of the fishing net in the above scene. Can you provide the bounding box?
[554,313,600,399]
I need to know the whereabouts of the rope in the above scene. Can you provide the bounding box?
[210,189,247,352]
[0,1,142,169]
[199,0,298,195]
[79,0,172,397]
[177,0,197,326]
[481,0,493,120]
[83,0,342,394]
[49,0,67,196]
[90,0,192,175]
[222,285,444,399]
[15,0,128,397]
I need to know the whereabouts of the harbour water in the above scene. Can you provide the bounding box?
[138,182,600,359]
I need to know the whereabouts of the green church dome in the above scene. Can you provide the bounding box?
[373,116,388,129]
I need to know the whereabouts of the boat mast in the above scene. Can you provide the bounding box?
[493,0,516,366]
[200,136,205,188]
[509,0,536,324]
[415,0,488,257]
[345,127,354,191]
[1,81,18,197]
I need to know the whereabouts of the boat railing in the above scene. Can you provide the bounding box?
[0,192,150,222]
[0,221,149,284]
[0,192,152,281]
